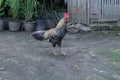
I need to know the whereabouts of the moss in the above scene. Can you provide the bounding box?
[109,25,120,30]
[107,31,120,33]
[90,24,120,31]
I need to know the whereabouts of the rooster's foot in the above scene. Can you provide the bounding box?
[53,52,59,56]
[61,51,68,56]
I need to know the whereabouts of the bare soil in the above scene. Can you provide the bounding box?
[0,31,120,80]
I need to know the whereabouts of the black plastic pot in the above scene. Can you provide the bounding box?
[35,18,47,31]
[0,19,5,31]
[23,21,35,32]
[45,18,56,30]
[4,18,13,30]
[8,20,21,32]
[35,18,56,31]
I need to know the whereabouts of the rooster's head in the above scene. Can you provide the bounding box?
[63,12,69,23]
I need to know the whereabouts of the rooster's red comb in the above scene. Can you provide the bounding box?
[63,12,69,17]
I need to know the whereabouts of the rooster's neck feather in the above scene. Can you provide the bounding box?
[55,18,65,29]
[44,18,66,39]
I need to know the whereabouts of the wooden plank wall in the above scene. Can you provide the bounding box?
[89,0,101,19]
[67,0,120,24]
[67,0,87,23]
[101,0,120,20]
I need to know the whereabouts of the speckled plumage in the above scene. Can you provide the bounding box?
[32,13,69,55]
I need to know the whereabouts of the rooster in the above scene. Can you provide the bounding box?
[32,12,69,56]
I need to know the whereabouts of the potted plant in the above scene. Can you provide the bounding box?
[0,0,5,31]
[7,0,21,31]
[23,0,37,32]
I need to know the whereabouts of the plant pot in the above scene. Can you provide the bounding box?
[8,20,21,32]
[45,18,56,30]
[5,18,13,30]
[35,18,47,31]
[23,21,35,32]
[0,19,5,31]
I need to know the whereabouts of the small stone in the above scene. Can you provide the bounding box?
[0,67,5,70]
[118,33,120,35]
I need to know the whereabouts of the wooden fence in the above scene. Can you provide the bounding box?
[67,0,120,24]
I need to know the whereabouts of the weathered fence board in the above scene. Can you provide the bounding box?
[102,0,120,20]
[67,0,87,24]
[89,0,101,23]
[67,0,120,24]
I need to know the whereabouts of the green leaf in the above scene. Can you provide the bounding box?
[0,0,4,7]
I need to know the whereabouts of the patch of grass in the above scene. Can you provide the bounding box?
[109,49,120,62]
[98,49,120,62]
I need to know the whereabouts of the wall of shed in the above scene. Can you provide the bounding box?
[67,0,120,24]
[67,0,88,24]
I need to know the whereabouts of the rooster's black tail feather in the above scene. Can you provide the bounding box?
[32,31,46,41]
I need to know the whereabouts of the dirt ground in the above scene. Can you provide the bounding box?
[0,31,120,80]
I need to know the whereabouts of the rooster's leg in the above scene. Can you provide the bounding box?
[53,46,62,56]
[52,40,68,56]
[52,44,60,56]
[53,47,59,56]
[53,47,56,55]
[61,49,68,56]
[53,46,67,56]
[57,42,68,56]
